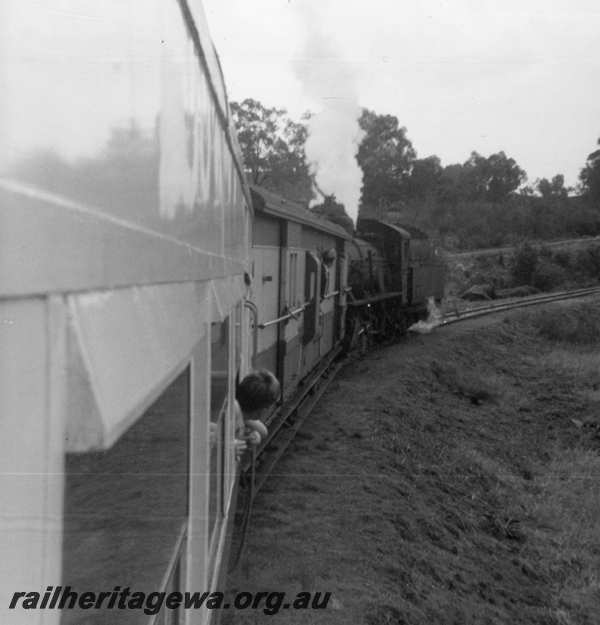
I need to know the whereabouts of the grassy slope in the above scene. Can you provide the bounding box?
[226,301,600,625]
[444,239,600,305]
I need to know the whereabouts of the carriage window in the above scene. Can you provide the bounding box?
[61,369,190,625]
[330,257,337,292]
[210,318,229,548]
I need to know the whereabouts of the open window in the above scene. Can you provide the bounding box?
[288,251,299,307]
[302,251,320,345]
[320,248,337,299]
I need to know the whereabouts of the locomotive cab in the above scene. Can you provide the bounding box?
[343,216,445,348]
[347,238,387,298]
[354,217,411,302]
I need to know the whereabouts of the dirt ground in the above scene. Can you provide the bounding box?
[226,299,600,625]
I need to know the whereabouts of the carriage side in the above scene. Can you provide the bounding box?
[0,1,250,623]
[249,186,350,402]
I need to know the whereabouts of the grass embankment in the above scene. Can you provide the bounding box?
[445,240,600,307]
[226,301,600,625]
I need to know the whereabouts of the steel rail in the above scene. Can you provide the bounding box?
[232,284,600,569]
[231,347,345,570]
[238,286,600,515]
[442,286,600,326]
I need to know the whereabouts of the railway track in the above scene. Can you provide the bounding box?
[231,283,600,569]
[233,348,345,567]
[239,285,600,506]
[447,236,600,260]
[244,285,600,494]
[442,285,600,326]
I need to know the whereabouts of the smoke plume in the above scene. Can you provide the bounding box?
[293,3,364,224]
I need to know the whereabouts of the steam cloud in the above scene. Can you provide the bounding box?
[408,297,443,334]
[293,3,364,224]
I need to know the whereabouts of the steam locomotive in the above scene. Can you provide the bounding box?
[346,217,445,346]
[249,185,445,379]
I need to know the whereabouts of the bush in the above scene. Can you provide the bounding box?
[532,259,566,291]
[575,246,600,279]
[552,250,572,269]
[511,242,538,285]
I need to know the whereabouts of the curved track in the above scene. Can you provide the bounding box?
[255,286,600,474]
[246,286,600,493]
[232,284,600,568]
[442,286,600,326]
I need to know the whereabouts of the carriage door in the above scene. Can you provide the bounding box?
[402,239,410,303]
[302,251,319,345]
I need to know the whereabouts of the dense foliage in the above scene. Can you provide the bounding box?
[230,98,313,203]
[356,109,416,208]
[580,138,600,203]
[510,242,600,292]
[231,97,600,249]
[391,194,600,250]
[536,174,568,199]
[310,195,354,235]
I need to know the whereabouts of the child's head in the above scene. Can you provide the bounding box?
[236,369,280,415]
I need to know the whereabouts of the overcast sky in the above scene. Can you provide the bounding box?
[203,0,600,189]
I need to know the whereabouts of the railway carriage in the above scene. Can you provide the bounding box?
[1,1,253,623]
[227,187,353,496]
[248,187,350,402]
[252,187,350,398]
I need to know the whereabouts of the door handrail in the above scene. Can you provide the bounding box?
[258,303,307,329]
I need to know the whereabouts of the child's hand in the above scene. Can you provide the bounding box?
[234,438,247,462]
[245,430,262,446]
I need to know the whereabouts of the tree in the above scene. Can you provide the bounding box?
[357,109,416,209]
[462,151,527,202]
[230,98,313,203]
[580,138,600,203]
[311,195,354,235]
[438,163,466,204]
[406,155,443,200]
[536,174,568,199]
[434,152,526,205]
[519,185,535,196]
